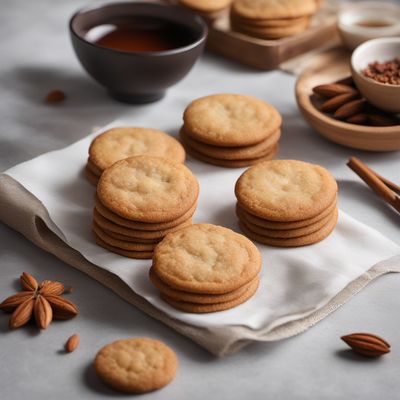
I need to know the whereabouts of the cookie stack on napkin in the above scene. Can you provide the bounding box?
[235,160,338,247]
[230,0,318,39]
[150,224,262,313]
[85,127,185,185]
[93,156,199,259]
[180,94,282,168]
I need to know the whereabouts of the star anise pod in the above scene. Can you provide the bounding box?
[0,272,78,330]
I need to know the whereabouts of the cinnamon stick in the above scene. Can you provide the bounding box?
[347,157,400,214]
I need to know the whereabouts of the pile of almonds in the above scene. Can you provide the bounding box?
[312,76,399,126]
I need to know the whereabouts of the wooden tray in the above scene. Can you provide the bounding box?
[206,4,338,70]
[295,47,400,152]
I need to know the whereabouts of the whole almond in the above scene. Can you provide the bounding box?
[65,334,80,353]
[34,295,53,330]
[346,113,369,125]
[320,92,359,112]
[368,114,398,127]
[341,333,390,357]
[46,295,79,320]
[334,99,367,119]
[40,281,65,296]
[313,83,358,98]
[44,90,65,104]
[9,298,35,329]
[20,272,38,291]
[0,291,35,313]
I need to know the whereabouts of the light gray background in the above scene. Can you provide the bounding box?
[0,1,399,399]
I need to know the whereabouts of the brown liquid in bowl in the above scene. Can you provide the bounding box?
[88,17,195,53]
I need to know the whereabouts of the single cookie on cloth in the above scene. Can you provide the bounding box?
[94,338,177,394]
[235,159,338,221]
[183,94,282,147]
[152,223,261,294]
[97,156,199,223]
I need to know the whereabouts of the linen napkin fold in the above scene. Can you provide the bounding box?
[0,122,399,357]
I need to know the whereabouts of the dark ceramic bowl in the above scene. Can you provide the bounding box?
[69,2,207,103]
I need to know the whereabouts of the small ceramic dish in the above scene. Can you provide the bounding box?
[295,48,400,152]
[69,2,207,103]
[338,1,400,50]
[351,37,400,113]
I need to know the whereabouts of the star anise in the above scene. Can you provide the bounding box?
[0,272,78,330]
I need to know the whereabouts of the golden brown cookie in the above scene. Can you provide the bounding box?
[93,208,193,239]
[160,277,260,313]
[84,166,100,186]
[232,17,310,38]
[99,227,162,244]
[183,94,282,147]
[237,206,337,238]
[179,0,231,13]
[94,235,153,259]
[230,11,309,27]
[236,197,337,230]
[97,156,199,223]
[89,127,185,173]
[239,208,338,247]
[86,158,102,177]
[180,127,281,160]
[94,337,178,394]
[185,143,278,168]
[93,223,157,251]
[150,267,258,304]
[235,160,338,221]
[153,224,262,294]
[95,196,197,231]
[232,0,317,20]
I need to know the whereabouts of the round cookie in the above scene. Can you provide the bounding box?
[185,143,278,168]
[94,337,177,394]
[232,18,309,38]
[180,127,281,160]
[86,158,102,177]
[89,127,185,172]
[179,0,231,13]
[95,235,153,259]
[93,223,157,251]
[84,166,100,186]
[150,268,258,304]
[93,208,193,239]
[230,11,309,27]
[239,209,338,247]
[153,224,262,294]
[183,94,282,147]
[232,0,317,20]
[235,160,338,221]
[97,156,199,223]
[95,196,197,231]
[238,207,337,238]
[236,197,337,230]
[100,227,162,244]
[160,277,260,313]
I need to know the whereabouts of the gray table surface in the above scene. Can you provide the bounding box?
[1,1,399,399]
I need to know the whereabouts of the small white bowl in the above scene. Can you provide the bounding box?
[338,1,400,50]
[351,37,400,113]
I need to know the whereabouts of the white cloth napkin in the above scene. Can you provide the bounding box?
[4,119,399,335]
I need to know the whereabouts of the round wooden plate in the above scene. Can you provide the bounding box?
[295,47,400,152]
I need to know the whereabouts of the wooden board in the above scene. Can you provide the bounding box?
[295,47,400,152]
[206,3,338,70]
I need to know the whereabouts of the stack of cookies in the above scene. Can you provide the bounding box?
[178,0,232,19]
[235,160,338,247]
[85,127,185,185]
[180,94,282,168]
[150,224,261,313]
[230,0,318,40]
[93,156,199,259]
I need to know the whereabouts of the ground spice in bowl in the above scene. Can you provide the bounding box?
[362,58,400,85]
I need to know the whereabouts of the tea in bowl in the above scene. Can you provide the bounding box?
[69,2,208,103]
